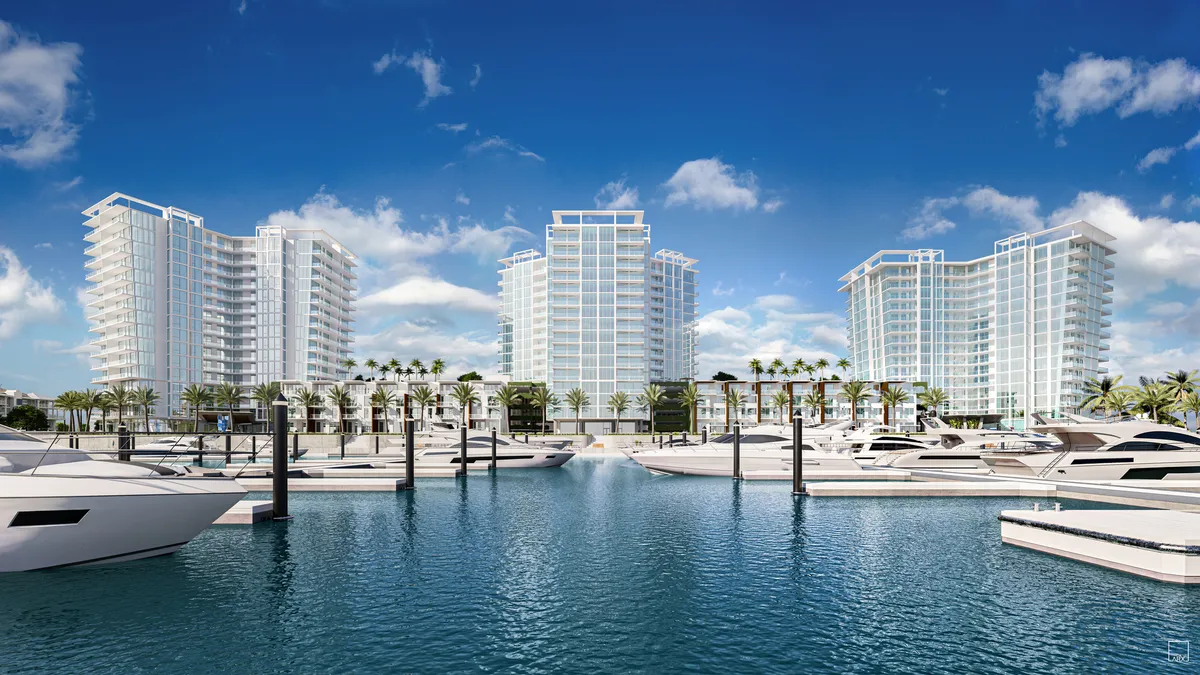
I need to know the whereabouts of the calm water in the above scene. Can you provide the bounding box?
[1,457,1198,674]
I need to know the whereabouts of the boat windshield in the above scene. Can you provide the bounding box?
[0,431,38,442]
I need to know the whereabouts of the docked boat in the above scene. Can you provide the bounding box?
[135,435,307,462]
[871,421,1060,471]
[628,424,863,476]
[982,414,1200,480]
[392,427,576,468]
[0,426,246,572]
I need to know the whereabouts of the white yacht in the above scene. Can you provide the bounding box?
[0,426,246,572]
[392,427,576,468]
[871,420,1060,471]
[136,435,307,462]
[628,424,864,476]
[983,414,1200,480]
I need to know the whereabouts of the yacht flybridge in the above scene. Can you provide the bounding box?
[628,424,863,476]
[0,426,246,572]
[982,414,1200,480]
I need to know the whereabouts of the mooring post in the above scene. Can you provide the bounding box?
[792,413,803,495]
[251,435,257,462]
[404,419,415,490]
[117,424,130,462]
[225,431,232,465]
[292,433,299,462]
[460,425,468,477]
[732,424,741,480]
[340,433,345,460]
[524,433,529,444]
[490,428,498,471]
[702,427,708,445]
[272,394,290,519]
[375,434,379,455]
[197,434,204,466]
[682,431,687,444]
[669,433,674,445]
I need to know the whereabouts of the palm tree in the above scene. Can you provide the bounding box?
[408,359,425,380]
[213,383,244,432]
[765,363,777,379]
[251,382,283,431]
[641,384,666,436]
[80,389,104,433]
[814,358,830,380]
[804,364,817,381]
[449,382,480,427]
[326,384,353,433]
[107,384,135,428]
[133,386,160,433]
[403,366,416,380]
[430,358,446,380]
[379,363,392,381]
[564,387,590,433]
[880,387,910,426]
[386,358,402,381]
[770,390,791,424]
[292,388,323,432]
[608,391,631,431]
[1107,389,1135,420]
[409,385,437,431]
[678,382,702,434]
[769,358,785,380]
[1081,375,1126,418]
[748,358,763,381]
[1163,370,1200,405]
[95,392,115,433]
[1181,391,1200,431]
[802,391,826,421]
[364,358,379,380]
[54,391,79,432]
[529,386,558,434]
[370,388,399,432]
[838,380,873,422]
[792,358,807,379]
[493,384,522,434]
[341,357,357,379]
[724,388,746,428]
[836,357,852,378]
[180,384,212,433]
[1135,382,1175,424]
[916,387,949,418]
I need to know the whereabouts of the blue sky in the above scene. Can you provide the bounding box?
[1,0,1199,395]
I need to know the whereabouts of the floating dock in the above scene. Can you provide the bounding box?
[741,469,910,481]
[803,481,1055,497]
[999,508,1200,583]
[236,477,410,491]
[214,500,274,524]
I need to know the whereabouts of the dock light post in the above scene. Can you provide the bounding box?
[732,425,741,480]
[490,428,498,471]
[792,412,803,495]
[460,426,468,477]
[404,419,415,490]
[272,394,290,519]
[117,424,131,462]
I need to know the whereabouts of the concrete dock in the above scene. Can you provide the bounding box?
[236,477,410,491]
[742,469,909,481]
[803,481,1056,497]
[214,500,274,524]
[999,508,1200,583]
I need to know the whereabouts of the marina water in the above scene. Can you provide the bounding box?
[1,456,1197,673]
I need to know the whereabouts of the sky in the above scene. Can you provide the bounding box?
[1,0,1200,396]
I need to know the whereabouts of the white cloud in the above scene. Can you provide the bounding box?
[449,223,531,264]
[1188,196,1200,211]
[712,281,735,297]
[33,242,51,249]
[962,186,1043,231]
[695,301,845,379]
[663,158,759,210]
[1137,146,1178,173]
[33,337,96,364]
[373,49,452,106]
[902,196,958,240]
[933,87,949,97]
[762,198,785,213]
[465,135,544,162]
[469,64,481,89]
[359,277,497,313]
[1161,194,1176,209]
[356,321,498,376]
[754,294,797,311]
[0,246,63,341]
[1054,134,1068,148]
[1035,53,1200,127]
[1147,301,1186,317]
[594,177,639,209]
[52,175,82,191]
[1186,130,1200,151]
[0,20,85,167]
[436,122,468,133]
[237,0,247,14]
[454,190,469,205]
[503,206,518,224]
[1049,191,1200,304]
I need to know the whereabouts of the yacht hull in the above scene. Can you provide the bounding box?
[417,449,576,469]
[631,450,861,477]
[985,451,1200,480]
[0,475,246,572]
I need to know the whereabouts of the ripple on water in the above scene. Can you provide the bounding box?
[0,457,1197,674]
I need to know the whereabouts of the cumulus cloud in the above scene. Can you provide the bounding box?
[695,297,846,379]
[1186,130,1200,151]
[903,186,1043,240]
[594,177,639,209]
[450,223,532,264]
[436,122,468,133]
[503,206,518,224]
[1035,53,1200,127]
[1137,146,1178,173]
[1188,196,1200,212]
[1161,194,1176,209]
[359,277,497,313]
[465,135,544,162]
[356,320,499,377]
[902,196,958,240]
[454,190,469,205]
[0,246,63,340]
[712,281,736,297]
[0,20,85,167]
[469,64,481,89]
[663,158,759,210]
[33,337,96,364]
[762,198,785,213]
[374,49,452,106]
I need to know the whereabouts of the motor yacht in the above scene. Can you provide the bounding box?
[628,424,863,476]
[136,435,307,462]
[982,414,1200,480]
[870,419,1060,471]
[390,426,576,468]
[0,426,246,572]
